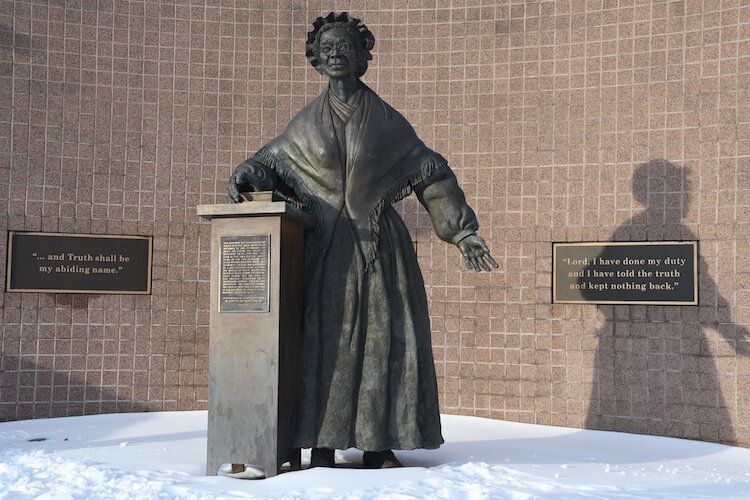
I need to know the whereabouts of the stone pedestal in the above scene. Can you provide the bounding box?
[197,201,311,478]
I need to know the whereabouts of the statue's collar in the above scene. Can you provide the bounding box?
[328,84,364,123]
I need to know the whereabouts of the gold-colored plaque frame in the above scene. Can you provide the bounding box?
[552,240,698,305]
[6,231,153,294]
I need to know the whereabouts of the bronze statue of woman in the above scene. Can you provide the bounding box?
[229,12,497,468]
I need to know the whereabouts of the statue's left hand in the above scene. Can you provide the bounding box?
[457,234,498,272]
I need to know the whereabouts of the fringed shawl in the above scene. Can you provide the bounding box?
[253,83,447,270]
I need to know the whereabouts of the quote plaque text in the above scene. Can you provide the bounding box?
[553,241,698,305]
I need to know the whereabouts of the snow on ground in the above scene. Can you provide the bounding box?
[1,411,749,499]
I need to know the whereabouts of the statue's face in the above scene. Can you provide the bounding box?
[318,28,359,79]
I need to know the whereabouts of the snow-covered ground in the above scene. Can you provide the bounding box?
[1,411,749,499]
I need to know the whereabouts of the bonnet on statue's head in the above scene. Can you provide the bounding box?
[305,12,375,78]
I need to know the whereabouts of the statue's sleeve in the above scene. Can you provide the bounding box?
[413,166,479,245]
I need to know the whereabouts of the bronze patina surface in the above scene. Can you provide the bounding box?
[228,12,497,464]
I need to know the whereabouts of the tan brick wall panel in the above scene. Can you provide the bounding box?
[1,1,748,447]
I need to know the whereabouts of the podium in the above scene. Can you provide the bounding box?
[197,201,311,477]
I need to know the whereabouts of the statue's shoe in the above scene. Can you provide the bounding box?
[362,450,403,469]
[310,447,335,468]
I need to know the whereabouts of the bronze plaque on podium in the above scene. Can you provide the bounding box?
[219,235,270,312]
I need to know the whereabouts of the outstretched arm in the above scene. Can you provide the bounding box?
[414,167,498,272]
[700,257,750,356]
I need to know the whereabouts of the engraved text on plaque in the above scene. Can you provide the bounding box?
[220,235,270,312]
[552,241,698,305]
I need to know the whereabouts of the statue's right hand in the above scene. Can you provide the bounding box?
[229,164,254,203]
[228,160,276,203]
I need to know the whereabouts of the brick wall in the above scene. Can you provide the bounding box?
[1,0,749,446]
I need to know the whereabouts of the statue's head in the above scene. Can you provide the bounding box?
[306,12,375,78]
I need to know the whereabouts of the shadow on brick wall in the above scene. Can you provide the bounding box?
[0,352,151,422]
[0,22,38,66]
[584,159,749,446]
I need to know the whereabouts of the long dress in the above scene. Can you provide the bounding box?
[242,82,478,451]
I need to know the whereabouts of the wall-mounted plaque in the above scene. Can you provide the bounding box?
[552,241,698,305]
[220,235,270,312]
[6,231,152,294]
